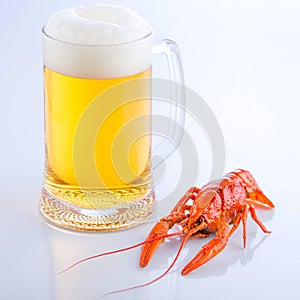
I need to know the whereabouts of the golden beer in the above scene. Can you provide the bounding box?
[44,66,152,209]
[40,4,157,231]
[40,4,184,231]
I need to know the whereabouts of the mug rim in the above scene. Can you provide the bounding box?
[42,25,153,48]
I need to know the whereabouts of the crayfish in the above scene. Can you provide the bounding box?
[140,169,274,275]
[60,169,274,295]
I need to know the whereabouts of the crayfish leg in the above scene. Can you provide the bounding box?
[249,205,272,234]
[229,214,241,237]
[241,205,250,248]
[171,187,201,214]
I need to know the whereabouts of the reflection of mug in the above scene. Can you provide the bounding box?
[40,4,184,231]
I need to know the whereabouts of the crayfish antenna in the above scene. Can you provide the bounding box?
[57,231,182,275]
[57,241,147,275]
[101,234,189,299]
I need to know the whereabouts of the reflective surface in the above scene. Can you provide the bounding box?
[1,1,300,299]
[43,187,277,300]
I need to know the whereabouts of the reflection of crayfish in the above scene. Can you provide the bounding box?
[140,169,274,275]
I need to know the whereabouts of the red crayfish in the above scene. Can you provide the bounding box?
[140,169,274,275]
[60,169,274,294]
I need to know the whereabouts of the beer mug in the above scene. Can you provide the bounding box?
[40,4,184,231]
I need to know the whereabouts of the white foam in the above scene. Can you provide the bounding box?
[43,4,152,78]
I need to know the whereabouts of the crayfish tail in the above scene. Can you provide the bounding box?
[233,169,275,209]
[248,190,275,208]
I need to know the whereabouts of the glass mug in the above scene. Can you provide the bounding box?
[40,4,184,231]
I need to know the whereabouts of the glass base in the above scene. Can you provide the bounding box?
[40,188,156,232]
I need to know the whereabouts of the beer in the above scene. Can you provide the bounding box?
[44,66,152,209]
[40,4,184,231]
[40,4,156,230]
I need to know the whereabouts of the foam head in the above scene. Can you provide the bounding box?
[43,4,153,78]
[44,4,152,45]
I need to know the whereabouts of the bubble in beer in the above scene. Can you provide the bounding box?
[44,4,152,45]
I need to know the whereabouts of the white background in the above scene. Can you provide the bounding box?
[1,0,300,299]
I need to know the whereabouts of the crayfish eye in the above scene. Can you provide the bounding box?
[192,217,204,228]
[197,216,204,224]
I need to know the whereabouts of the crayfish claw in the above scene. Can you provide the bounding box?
[140,220,171,268]
[140,188,198,268]
[181,224,229,275]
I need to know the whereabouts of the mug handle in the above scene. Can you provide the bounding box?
[151,39,185,168]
